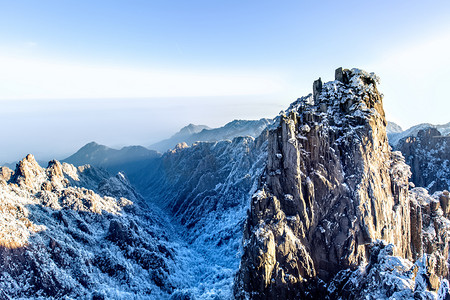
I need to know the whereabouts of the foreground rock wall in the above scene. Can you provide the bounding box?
[234,68,450,299]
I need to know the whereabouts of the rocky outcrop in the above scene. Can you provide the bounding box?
[2,134,271,298]
[10,154,45,190]
[234,68,450,299]
[0,155,187,299]
[409,188,450,287]
[328,188,450,299]
[396,127,450,193]
[0,166,13,182]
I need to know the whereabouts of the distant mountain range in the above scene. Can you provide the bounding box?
[63,119,272,193]
[149,118,271,153]
[63,142,159,175]
[5,118,448,197]
[386,121,450,193]
[387,121,450,147]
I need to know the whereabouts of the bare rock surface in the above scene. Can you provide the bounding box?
[0,166,13,182]
[234,68,450,299]
[396,127,450,193]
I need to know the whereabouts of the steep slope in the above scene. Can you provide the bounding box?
[142,134,268,298]
[150,119,271,153]
[396,127,450,193]
[327,187,450,299]
[0,155,212,299]
[234,68,450,299]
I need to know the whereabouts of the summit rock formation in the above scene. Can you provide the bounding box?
[234,68,450,299]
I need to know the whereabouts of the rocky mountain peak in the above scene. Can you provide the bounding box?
[234,68,449,299]
[177,123,210,136]
[170,142,189,153]
[386,121,403,135]
[0,154,191,298]
[11,154,45,189]
[83,141,102,149]
[47,160,64,178]
[0,166,13,182]
[150,118,271,153]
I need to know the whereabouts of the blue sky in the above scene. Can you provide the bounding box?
[0,1,449,162]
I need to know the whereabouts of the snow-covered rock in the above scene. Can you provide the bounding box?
[388,122,450,148]
[234,68,450,299]
[142,134,269,298]
[0,155,208,299]
[395,127,450,193]
[2,67,449,300]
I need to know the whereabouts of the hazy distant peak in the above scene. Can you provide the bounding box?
[149,118,272,153]
[63,141,159,186]
[120,145,151,151]
[386,121,403,134]
[78,141,109,152]
[175,124,210,137]
[224,119,247,127]
[83,141,101,148]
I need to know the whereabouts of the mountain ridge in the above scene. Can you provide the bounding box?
[388,122,450,147]
[149,118,272,153]
[1,68,449,299]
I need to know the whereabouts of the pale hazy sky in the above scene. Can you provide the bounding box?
[1,0,449,163]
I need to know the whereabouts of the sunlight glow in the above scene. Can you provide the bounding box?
[0,55,283,99]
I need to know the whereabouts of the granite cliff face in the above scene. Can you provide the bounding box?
[396,127,450,193]
[234,68,450,299]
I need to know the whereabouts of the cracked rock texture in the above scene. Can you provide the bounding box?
[234,68,450,299]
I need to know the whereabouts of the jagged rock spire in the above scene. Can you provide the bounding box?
[234,68,449,299]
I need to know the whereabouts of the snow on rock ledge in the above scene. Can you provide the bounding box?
[234,68,450,299]
[0,155,179,299]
